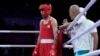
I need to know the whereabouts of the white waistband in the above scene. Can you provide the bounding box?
[40,39,54,43]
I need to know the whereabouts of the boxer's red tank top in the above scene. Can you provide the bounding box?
[40,18,54,39]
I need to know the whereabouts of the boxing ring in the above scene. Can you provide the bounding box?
[0,0,100,55]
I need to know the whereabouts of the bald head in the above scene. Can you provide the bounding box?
[69,4,80,20]
[70,4,80,14]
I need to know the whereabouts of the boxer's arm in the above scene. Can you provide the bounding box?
[37,20,42,44]
[51,18,58,44]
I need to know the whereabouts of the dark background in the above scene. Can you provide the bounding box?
[0,0,100,56]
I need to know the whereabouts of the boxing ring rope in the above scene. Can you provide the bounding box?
[0,30,99,55]
[66,20,100,44]
[0,30,39,33]
[0,30,73,48]
[0,45,73,48]
[66,0,96,30]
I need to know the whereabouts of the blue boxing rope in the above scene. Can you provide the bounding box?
[66,20,100,44]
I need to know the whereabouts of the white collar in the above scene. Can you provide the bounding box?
[77,15,87,24]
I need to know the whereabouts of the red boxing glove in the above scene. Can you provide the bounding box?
[32,44,39,56]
